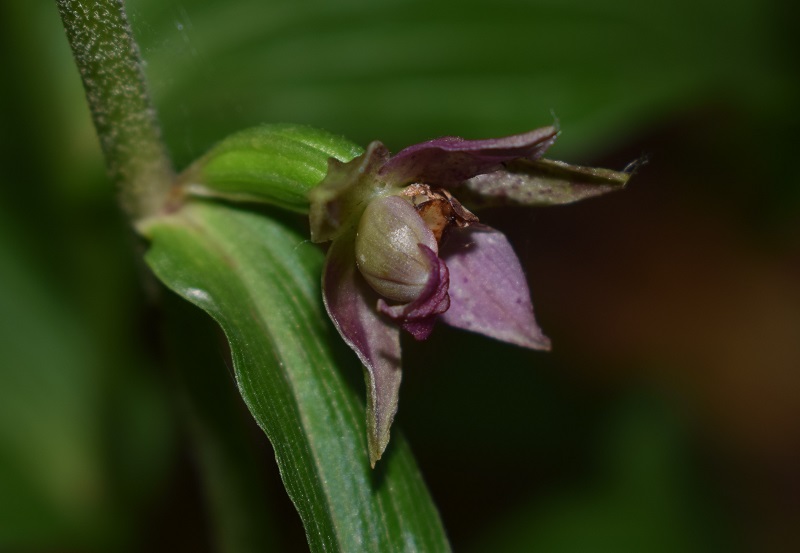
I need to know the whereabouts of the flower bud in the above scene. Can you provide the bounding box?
[355,195,438,303]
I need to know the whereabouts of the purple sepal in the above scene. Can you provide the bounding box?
[378,244,450,340]
[440,226,551,350]
[379,126,559,187]
[322,230,402,466]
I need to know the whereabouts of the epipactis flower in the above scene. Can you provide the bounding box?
[308,126,630,466]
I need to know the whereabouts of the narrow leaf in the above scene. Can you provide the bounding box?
[144,201,450,553]
[182,124,363,212]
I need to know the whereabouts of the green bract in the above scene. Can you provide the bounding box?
[180,124,364,212]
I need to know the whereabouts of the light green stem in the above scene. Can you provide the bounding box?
[56,0,174,220]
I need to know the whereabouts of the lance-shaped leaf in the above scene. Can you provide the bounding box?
[143,201,450,552]
[459,158,632,208]
[181,124,363,212]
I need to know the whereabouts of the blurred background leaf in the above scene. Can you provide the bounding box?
[1,0,797,551]
[463,392,733,553]
[132,0,793,161]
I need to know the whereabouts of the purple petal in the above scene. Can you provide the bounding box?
[379,126,559,187]
[322,231,402,466]
[378,244,450,340]
[439,226,551,350]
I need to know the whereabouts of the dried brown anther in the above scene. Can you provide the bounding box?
[402,184,479,242]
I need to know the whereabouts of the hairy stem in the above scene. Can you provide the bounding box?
[56,0,173,220]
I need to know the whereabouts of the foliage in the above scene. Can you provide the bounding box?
[0,0,796,551]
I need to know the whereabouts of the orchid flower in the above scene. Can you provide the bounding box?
[308,126,630,465]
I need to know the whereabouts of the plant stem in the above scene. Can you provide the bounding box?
[56,0,173,221]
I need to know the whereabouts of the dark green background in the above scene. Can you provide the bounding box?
[1,0,797,551]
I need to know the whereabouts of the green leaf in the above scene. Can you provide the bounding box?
[144,200,450,553]
[182,123,363,212]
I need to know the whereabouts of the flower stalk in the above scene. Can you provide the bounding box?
[56,0,173,221]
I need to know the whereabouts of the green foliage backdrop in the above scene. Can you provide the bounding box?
[0,0,796,551]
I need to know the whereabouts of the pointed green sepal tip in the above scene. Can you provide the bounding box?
[365,365,396,469]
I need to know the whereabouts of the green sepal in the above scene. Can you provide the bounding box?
[461,158,632,208]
